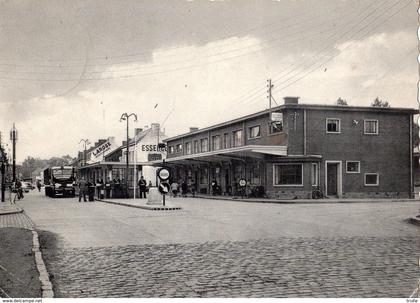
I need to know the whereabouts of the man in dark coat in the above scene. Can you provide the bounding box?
[138,176,147,198]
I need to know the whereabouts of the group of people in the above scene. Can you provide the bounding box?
[169,179,196,198]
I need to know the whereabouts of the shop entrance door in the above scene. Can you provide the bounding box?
[326,163,339,197]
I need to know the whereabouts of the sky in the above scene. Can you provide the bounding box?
[0,0,418,163]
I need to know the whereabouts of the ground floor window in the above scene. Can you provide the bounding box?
[346,161,360,173]
[248,163,261,185]
[200,168,208,184]
[311,163,318,186]
[364,173,379,186]
[274,163,303,186]
[234,164,244,181]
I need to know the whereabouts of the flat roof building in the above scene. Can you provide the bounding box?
[160,97,418,199]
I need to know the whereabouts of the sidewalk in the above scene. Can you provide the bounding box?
[97,198,182,210]
[0,202,23,215]
[194,194,420,204]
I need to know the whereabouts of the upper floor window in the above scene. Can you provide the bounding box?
[176,144,183,153]
[193,140,199,153]
[326,118,341,133]
[249,125,261,139]
[270,112,283,134]
[223,133,230,149]
[233,130,243,147]
[168,146,174,154]
[212,135,221,150]
[364,120,378,135]
[200,138,208,152]
[185,142,192,155]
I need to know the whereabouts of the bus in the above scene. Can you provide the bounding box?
[44,166,76,198]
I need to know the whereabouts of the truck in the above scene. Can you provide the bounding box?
[44,166,76,198]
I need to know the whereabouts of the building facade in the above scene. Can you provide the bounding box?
[162,97,417,199]
[75,123,166,198]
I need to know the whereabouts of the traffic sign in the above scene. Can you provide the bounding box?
[157,168,170,181]
[238,178,247,187]
[158,182,170,195]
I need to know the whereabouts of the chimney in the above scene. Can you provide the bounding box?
[189,127,199,133]
[284,96,299,105]
[135,128,143,136]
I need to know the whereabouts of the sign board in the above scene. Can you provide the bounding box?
[271,112,283,122]
[141,144,167,152]
[148,153,162,162]
[157,168,170,181]
[238,178,247,187]
[88,137,117,163]
[158,182,170,195]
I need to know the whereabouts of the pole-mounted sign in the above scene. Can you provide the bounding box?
[157,168,170,181]
[158,182,170,195]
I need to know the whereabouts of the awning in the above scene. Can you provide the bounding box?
[148,145,288,166]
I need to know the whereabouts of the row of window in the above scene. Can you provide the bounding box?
[273,163,379,187]
[169,122,283,155]
[327,118,379,134]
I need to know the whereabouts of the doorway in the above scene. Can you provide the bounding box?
[325,161,342,197]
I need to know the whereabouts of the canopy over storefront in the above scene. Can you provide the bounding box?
[148,145,288,166]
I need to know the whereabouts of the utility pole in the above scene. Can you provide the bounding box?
[267,79,273,110]
[10,124,17,182]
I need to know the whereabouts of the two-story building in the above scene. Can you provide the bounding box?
[161,97,417,199]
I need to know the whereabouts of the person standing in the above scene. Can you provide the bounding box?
[181,180,188,197]
[36,180,42,192]
[105,177,112,199]
[138,176,147,198]
[78,177,87,202]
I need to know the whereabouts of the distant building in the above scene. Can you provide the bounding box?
[158,97,417,199]
[76,123,166,198]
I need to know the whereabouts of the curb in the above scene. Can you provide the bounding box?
[194,195,420,204]
[96,199,182,210]
[409,216,420,226]
[0,208,24,216]
[31,230,54,298]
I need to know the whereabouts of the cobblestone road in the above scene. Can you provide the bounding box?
[41,236,418,297]
[18,191,420,297]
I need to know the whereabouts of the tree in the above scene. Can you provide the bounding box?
[336,97,348,106]
[371,97,390,108]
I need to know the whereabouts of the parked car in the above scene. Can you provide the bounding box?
[21,182,30,193]
[26,182,35,190]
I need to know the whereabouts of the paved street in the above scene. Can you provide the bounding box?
[17,190,420,297]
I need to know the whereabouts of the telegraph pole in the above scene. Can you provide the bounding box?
[267,79,273,110]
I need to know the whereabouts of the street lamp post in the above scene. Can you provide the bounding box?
[9,124,17,183]
[79,139,90,169]
[120,113,137,198]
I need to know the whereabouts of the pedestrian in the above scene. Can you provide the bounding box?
[78,177,87,202]
[36,180,42,192]
[171,181,179,197]
[138,176,147,198]
[105,177,112,198]
[148,181,153,193]
[181,180,188,197]
[189,179,196,197]
[16,179,24,199]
